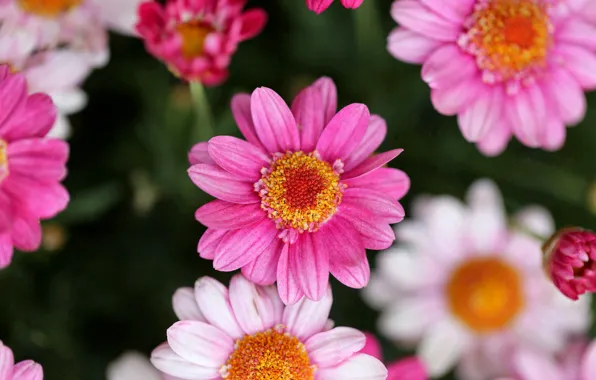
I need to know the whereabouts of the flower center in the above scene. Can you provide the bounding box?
[460,0,552,84]
[18,0,81,17]
[446,257,524,332]
[256,151,344,233]
[0,140,9,183]
[176,21,213,59]
[220,326,316,380]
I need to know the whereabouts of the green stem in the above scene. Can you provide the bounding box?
[189,81,215,142]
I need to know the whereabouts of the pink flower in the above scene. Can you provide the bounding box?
[135,0,267,85]
[0,340,43,380]
[151,274,388,379]
[107,352,181,380]
[362,179,590,379]
[0,66,69,269]
[360,333,427,380]
[388,0,596,155]
[542,227,596,301]
[306,0,364,14]
[189,77,410,304]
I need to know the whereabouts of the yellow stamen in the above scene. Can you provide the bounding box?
[18,0,81,17]
[176,21,213,59]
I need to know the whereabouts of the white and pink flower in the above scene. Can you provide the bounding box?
[0,340,43,380]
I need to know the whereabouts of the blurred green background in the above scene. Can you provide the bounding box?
[0,0,595,378]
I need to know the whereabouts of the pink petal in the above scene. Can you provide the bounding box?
[343,115,387,171]
[0,66,9,80]
[312,77,337,126]
[340,0,364,9]
[0,342,14,379]
[282,285,332,340]
[277,244,304,305]
[307,0,334,14]
[0,234,13,269]
[291,85,325,152]
[250,87,300,153]
[316,104,370,162]
[422,45,477,90]
[343,168,410,200]
[241,238,283,285]
[188,142,215,165]
[197,228,226,260]
[0,73,26,132]
[342,149,403,180]
[508,86,546,147]
[430,75,485,116]
[387,357,427,380]
[212,220,278,271]
[11,213,41,252]
[188,164,258,204]
[306,327,366,367]
[514,349,564,380]
[151,343,219,379]
[3,178,68,219]
[465,179,507,253]
[581,341,596,380]
[238,9,267,41]
[0,93,56,141]
[317,353,388,380]
[557,19,596,50]
[457,86,504,142]
[339,208,396,250]
[342,188,405,223]
[387,27,444,64]
[12,361,42,380]
[420,0,475,23]
[476,122,511,157]
[359,333,382,360]
[7,138,68,182]
[540,107,566,151]
[172,287,205,322]
[390,0,460,42]
[195,200,265,230]
[167,321,233,368]
[543,68,586,125]
[558,46,596,90]
[194,277,244,339]
[291,233,329,301]
[231,93,263,149]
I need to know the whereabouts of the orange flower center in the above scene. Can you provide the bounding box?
[176,21,213,59]
[446,257,524,332]
[257,152,344,232]
[0,140,9,182]
[221,327,316,380]
[18,0,81,17]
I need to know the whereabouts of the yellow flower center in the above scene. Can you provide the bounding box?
[257,151,344,233]
[176,21,213,59]
[18,0,81,17]
[221,327,316,380]
[446,257,524,332]
[461,0,552,82]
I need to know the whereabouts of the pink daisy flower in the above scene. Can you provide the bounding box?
[151,274,387,379]
[362,179,590,379]
[306,0,364,14]
[189,77,410,304]
[107,352,180,380]
[388,0,596,155]
[135,0,267,85]
[0,65,69,269]
[0,340,43,380]
[360,333,427,380]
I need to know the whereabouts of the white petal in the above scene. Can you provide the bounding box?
[378,296,444,341]
[107,352,162,380]
[513,206,555,238]
[151,343,219,380]
[465,179,507,253]
[306,327,365,367]
[418,319,468,377]
[172,287,205,322]
[316,354,387,380]
[167,321,233,368]
[283,286,332,340]
[514,349,565,380]
[194,277,244,339]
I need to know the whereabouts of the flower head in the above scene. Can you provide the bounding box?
[306,0,364,14]
[360,333,427,380]
[362,179,590,379]
[107,351,180,380]
[188,77,409,304]
[388,0,596,155]
[135,0,267,85]
[0,340,43,379]
[150,274,387,380]
[0,65,70,269]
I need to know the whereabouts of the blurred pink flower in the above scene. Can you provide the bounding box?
[107,352,181,380]
[388,0,596,155]
[360,333,427,380]
[189,77,410,304]
[0,340,43,380]
[135,0,267,85]
[362,179,590,379]
[306,0,364,14]
[151,274,387,379]
[0,66,69,269]
[543,227,596,300]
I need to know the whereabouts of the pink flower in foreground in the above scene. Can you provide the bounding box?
[0,65,69,269]
[151,274,387,379]
[107,352,180,380]
[360,333,427,380]
[306,0,364,14]
[542,227,596,300]
[388,0,596,155]
[0,340,43,379]
[189,77,410,304]
[135,0,267,85]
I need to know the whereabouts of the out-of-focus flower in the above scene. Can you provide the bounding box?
[135,0,267,85]
[306,0,364,14]
[0,340,43,379]
[360,333,427,380]
[151,274,387,379]
[0,66,69,269]
[542,227,596,300]
[107,351,180,380]
[388,0,596,155]
[189,77,410,304]
[362,179,591,379]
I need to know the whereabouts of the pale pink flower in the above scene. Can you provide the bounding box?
[0,66,69,269]
[107,352,180,380]
[151,274,387,379]
[135,0,267,85]
[360,333,427,380]
[0,340,43,380]
[362,179,591,379]
[388,0,596,155]
[306,0,364,14]
[189,77,410,304]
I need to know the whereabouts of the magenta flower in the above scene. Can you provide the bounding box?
[388,0,596,155]
[543,227,596,300]
[189,77,410,304]
[0,340,43,380]
[135,0,267,85]
[360,333,427,380]
[306,0,364,14]
[0,65,69,269]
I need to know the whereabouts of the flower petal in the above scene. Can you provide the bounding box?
[11,213,41,252]
[0,93,56,141]
[3,177,68,219]
[0,74,26,132]
[339,208,395,250]
[387,27,444,64]
[11,361,43,380]
[342,188,405,223]
[238,8,267,41]
[172,287,205,322]
[197,228,226,260]
[207,136,269,181]
[188,142,215,165]
[422,44,477,90]
[557,19,596,50]
[514,349,564,380]
[391,0,460,41]
[340,0,364,9]
[283,285,332,340]
[307,0,334,14]
[195,200,265,230]
[291,233,329,301]
[387,357,427,380]
[476,121,511,157]
[251,88,300,153]
[342,149,403,180]
[0,342,14,380]
[0,234,13,269]
[418,320,467,378]
[544,68,586,125]
[194,277,244,339]
[420,0,475,23]
[231,93,263,149]
[241,238,283,285]
[558,46,596,90]
[343,168,410,200]
[306,327,366,367]
[359,333,382,360]
[151,343,219,379]
[188,164,258,204]
[312,77,337,126]
[508,85,546,147]
[317,354,388,380]
[458,86,505,142]
[465,179,507,253]
[7,138,68,182]
[276,243,304,305]
[292,83,324,152]
[316,104,370,162]
[343,115,387,171]
[430,74,485,116]
[581,341,596,380]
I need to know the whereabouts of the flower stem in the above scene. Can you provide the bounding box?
[189,81,215,142]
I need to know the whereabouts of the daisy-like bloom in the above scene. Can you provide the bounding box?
[0,340,43,379]
[107,351,180,380]
[189,77,409,304]
[306,0,364,14]
[0,65,69,268]
[388,0,596,155]
[362,179,591,379]
[360,333,427,380]
[150,274,387,379]
[135,0,267,85]
[542,227,596,301]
